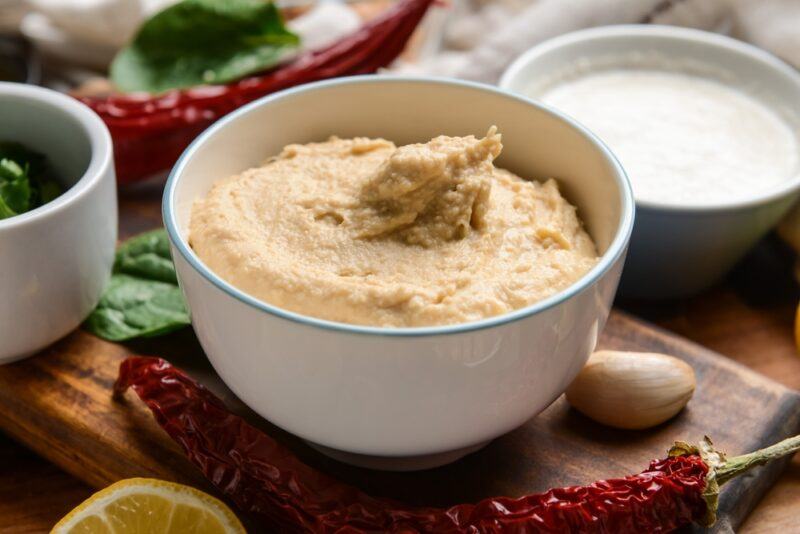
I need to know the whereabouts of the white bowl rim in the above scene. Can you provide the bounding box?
[500,24,800,214]
[163,75,634,337]
[0,82,113,229]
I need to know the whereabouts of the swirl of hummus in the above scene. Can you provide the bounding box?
[190,128,598,327]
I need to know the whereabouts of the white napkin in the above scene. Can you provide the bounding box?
[26,0,172,48]
[17,0,800,81]
[395,0,735,83]
[731,0,800,69]
[20,0,360,70]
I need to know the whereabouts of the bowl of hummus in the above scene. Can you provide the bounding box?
[164,76,633,470]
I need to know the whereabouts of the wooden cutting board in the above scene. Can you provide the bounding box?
[0,311,797,533]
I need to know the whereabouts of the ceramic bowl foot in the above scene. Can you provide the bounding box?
[305,440,491,471]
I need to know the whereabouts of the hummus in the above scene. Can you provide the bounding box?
[189,128,598,327]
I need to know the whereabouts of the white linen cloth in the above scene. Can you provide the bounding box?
[16,0,360,69]
[396,0,800,83]
[10,0,800,80]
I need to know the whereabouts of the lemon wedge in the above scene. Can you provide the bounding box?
[52,478,245,534]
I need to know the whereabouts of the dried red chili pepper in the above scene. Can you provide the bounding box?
[115,356,800,533]
[79,0,435,184]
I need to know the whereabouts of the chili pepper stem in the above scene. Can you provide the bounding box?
[669,434,800,527]
[716,434,800,485]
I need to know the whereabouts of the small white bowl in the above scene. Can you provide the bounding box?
[0,83,117,363]
[501,25,800,298]
[164,76,633,470]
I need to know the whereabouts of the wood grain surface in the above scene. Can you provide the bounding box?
[1,180,800,532]
[0,436,90,533]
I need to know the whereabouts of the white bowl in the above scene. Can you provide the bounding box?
[500,26,800,299]
[0,82,117,363]
[164,76,633,470]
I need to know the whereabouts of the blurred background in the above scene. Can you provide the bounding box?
[1,0,798,92]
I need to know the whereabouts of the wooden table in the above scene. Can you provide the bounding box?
[1,179,800,532]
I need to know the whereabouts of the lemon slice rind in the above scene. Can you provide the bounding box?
[51,477,245,534]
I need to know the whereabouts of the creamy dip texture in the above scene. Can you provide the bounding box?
[538,69,800,206]
[190,129,598,327]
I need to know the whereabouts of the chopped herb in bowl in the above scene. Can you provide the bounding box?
[0,141,62,220]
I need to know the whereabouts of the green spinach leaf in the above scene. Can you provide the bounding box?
[38,180,62,204]
[115,228,178,283]
[85,229,191,342]
[111,0,299,93]
[0,142,46,176]
[0,194,16,218]
[0,157,23,181]
[0,143,61,220]
[85,275,189,341]
[0,159,31,214]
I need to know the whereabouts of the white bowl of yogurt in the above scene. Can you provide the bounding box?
[501,25,800,298]
[164,76,633,470]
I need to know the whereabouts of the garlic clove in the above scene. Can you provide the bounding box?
[565,350,696,430]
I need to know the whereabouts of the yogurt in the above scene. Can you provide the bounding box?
[537,68,800,206]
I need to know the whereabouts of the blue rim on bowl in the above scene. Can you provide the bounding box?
[163,75,635,337]
[0,82,113,229]
[499,25,800,214]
